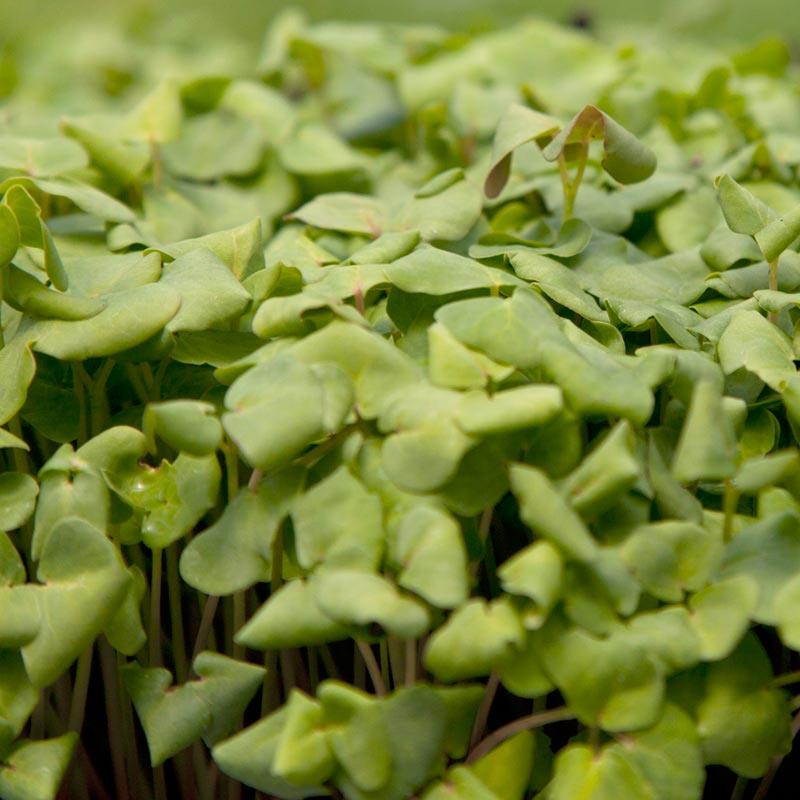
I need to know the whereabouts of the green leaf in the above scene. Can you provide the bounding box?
[687,576,758,660]
[337,685,448,800]
[672,380,737,483]
[383,246,526,296]
[559,420,640,518]
[21,517,130,687]
[454,385,563,436]
[104,566,147,655]
[32,283,181,361]
[621,521,723,603]
[0,734,77,800]
[162,111,264,181]
[179,468,300,592]
[123,79,183,143]
[715,174,775,236]
[122,651,265,765]
[292,466,384,571]
[159,248,251,333]
[484,104,561,197]
[424,598,525,682]
[509,463,599,562]
[311,568,430,638]
[0,651,38,755]
[213,704,324,799]
[1,176,135,223]
[0,472,38,531]
[499,541,563,623]
[0,203,20,267]
[236,578,349,650]
[3,264,103,321]
[718,309,796,391]
[61,119,150,185]
[535,616,664,732]
[156,218,264,279]
[391,504,469,609]
[545,704,703,800]
[755,203,800,262]
[0,135,87,177]
[694,634,791,777]
[471,731,535,800]
[143,400,223,456]
[272,690,335,785]
[0,336,36,426]
[422,767,500,800]
[718,510,800,624]
[32,446,109,559]
[121,452,221,550]
[223,354,353,471]
[542,105,657,184]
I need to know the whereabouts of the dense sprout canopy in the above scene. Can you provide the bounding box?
[1,9,800,800]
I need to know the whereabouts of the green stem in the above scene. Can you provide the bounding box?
[8,415,29,474]
[149,136,163,190]
[558,142,589,221]
[770,669,800,688]
[150,549,163,666]
[730,775,748,800]
[467,706,575,763]
[223,442,240,503]
[124,363,150,407]
[558,154,573,220]
[356,641,386,696]
[89,359,115,436]
[404,639,416,686]
[386,637,404,689]
[72,363,88,446]
[469,670,500,749]
[153,358,169,402]
[166,546,188,681]
[319,644,339,680]
[232,592,245,661]
[68,647,94,734]
[307,648,320,691]
[379,640,390,691]
[722,480,739,543]
[99,638,129,800]
[768,257,780,324]
[192,595,220,660]
[293,423,360,467]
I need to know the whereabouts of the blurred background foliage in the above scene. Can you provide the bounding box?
[3,0,799,45]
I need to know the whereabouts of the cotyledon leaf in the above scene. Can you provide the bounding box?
[310,568,430,639]
[0,335,36,426]
[158,248,251,333]
[424,598,525,682]
[31,283,181,360]
[222,354,354,471]
[509,463,599,561]
[291,466,384,571]
[390,504,469,609]
[0,472,38,531]
[122,651,266,766]
[542,104,657,184]
[180,469,304,595]
[235,579,350,650]
[0,734,78,800]
[20,516,130,687]
[3,264,105,321]
[484,103,561,198]
[143,399,223,457]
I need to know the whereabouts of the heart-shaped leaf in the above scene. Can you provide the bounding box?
[122,651,265,766]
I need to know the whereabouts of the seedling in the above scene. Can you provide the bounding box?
[716,173,800,322]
